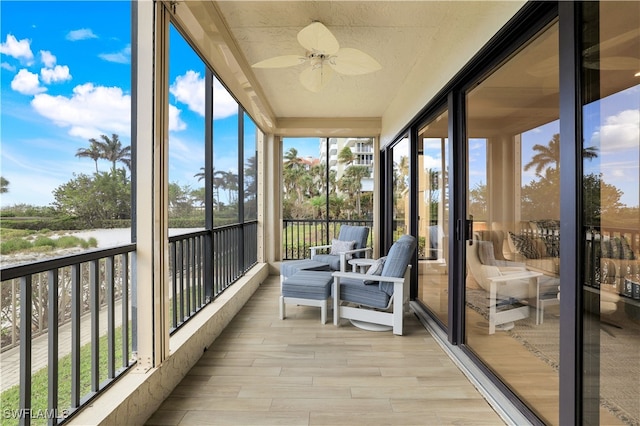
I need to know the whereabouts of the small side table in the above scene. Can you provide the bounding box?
[348,258,377,273]
[486,271,542,334]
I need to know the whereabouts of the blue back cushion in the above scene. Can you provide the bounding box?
[379,235,416,296]
[338,225,370,258]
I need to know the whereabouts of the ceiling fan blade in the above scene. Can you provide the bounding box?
[252,55,306,69]
[299,64,334,92]
[329,48,382,75]
[297,22,339,55]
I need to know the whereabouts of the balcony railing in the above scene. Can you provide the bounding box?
[282,219,373,260]
[0,245,136,425]
[584,225,640,290]
[167,222,257,333]
[0,221,258,425]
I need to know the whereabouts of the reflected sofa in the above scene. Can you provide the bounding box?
[475,222,560,278]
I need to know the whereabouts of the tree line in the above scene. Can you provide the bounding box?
[282,145,373,220]
[1,133,257,228]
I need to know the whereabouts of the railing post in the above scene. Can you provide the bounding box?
[121,253,130,369]
[90,260,99,392]
[106,256,115,379]
[47,269,59,426]
[71,264,81,408]
[19,275,32,426]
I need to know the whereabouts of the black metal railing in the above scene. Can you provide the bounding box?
[168,221,258,333]
[169,230,207,333]
[0,245,136,425]
[282,219,373,260]
[584,225,640,291]
[0,220,259,424]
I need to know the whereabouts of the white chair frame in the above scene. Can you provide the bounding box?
[332,266,411,335]
[309,245,372,272]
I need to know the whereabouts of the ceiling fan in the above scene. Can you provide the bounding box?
[252,21,382,92]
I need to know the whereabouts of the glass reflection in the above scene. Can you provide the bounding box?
[581,2,640,424]
[465,21,560,424]
[417,111,449,325]
[392,137,410,241]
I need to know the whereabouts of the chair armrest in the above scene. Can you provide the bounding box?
[494,260,526,268]
[346,247,372,258]
[310,244,332,256]
[337,247,373,272]
[332,271,405,284]
[486,271,542,283]
[497,266,528,273]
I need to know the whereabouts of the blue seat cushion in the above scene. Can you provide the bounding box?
[282,271,333,300]
[333,277,390,309]
[310,254,342,271]
[281,259,332,278]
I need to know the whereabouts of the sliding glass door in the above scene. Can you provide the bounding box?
[581,2,640,425]
[417,111,450,326]
[465,21,561,424]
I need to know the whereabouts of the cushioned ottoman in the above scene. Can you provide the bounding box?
[280,270,334,324]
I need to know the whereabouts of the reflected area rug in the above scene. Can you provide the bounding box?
[467,288,640,426]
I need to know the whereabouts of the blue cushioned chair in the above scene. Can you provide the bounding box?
[332,234,416,335]
[310,225,372,272]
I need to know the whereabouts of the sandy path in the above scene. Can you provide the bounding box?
[1,228,204,267]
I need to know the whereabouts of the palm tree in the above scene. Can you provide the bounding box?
[283,147,302,170]
[194,166,207,182]
[395,155,410,194]
[524,133,598,177]
[343,165,370,216]
[75,141,102,173]
[337,146,354,165]
[0,176,9,193]
[214,170,238,205]
[89,133,132,173]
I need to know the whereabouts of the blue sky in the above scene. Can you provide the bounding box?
[0,1,243,208]
[2,2,638,209]
[1,1,133,207]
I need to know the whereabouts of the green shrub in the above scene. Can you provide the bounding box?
[33,237,56,248]
[0,238,32,254]
[55,236,83,249]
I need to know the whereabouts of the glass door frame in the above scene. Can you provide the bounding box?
[380,2,596,424]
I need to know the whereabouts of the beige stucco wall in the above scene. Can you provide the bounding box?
[379,2,527,148]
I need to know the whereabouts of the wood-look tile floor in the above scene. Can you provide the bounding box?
[145,275,505,426]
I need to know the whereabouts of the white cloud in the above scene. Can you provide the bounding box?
[169,135,204,166]
[213,78,238,119]
[1,62,16,72]
[41,65,72,84]
[590,109,640,153]
[0,34,34,65]
[421,155,441,170]
[31,83,130,140]
[11,69,46,95]
[170,70,205,116]
[169,104,186,132]
[66,28,98,41]
[169,71,238,119]
[99,44,131,64]
[40,50,56,67]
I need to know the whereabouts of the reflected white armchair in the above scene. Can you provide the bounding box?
[467,239,534,334]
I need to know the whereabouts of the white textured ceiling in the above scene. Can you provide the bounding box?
[177,1,527,135]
